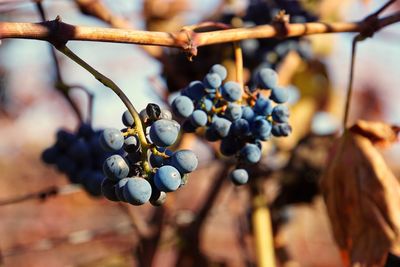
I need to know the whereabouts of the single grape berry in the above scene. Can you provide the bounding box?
[123,135,140,153]
[190,109,208,127]
[220,81,242,102]
[149,119,180,147]
[225,103,242,121]
[271,105,290,123]
[257,68,278,89]
[146,103,161,120]
[270,87,289,104]
[103,154,130,181]
[123,177,152,205]
[122,110,135,127]
[182,81,206,101]
[203,73,222,89]
[171,150,198,174]
[172,95,195,118]
[154,165,181,192]
[101,178,119,201]
[210,64,227,80]
[230,169,249,185]
[99,128,124,152]
[240,143,261,164]
[115,178,129,202]
[211,117,232,138]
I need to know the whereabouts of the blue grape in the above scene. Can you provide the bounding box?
[230,169,249,185]
[103,154,129,181]
[99,128,124,152]
[154,165,181,192]
[146,103,161,120]
[205,127,220,142]
[271,105,289,123]
[78,123,94,139]
[82,171,104,196]
[182,119,197,133]
[67,139,90,161]
[220,136,238,156]
[242,106,255,121]
[253,94,273,116]
[270,87,289,104]
[123,177,152,205]
[150,190,167,206]
[115,178,129,202]
[149,147,172,168]
[240,143,261,164]
[203,73,222,89]
[160,109,172,120]
[271,123,292,137]
[251,117,272,141]
[56,129,76,150]
[122,110,135,127]
[257,68,278,89]
[56,156,77,175]
[101,178,119,201]
[149,119,180,147]
[230,119,251,136]
[123,135,140,153]
[182,81,206,101]
[190,109,208,127]
[198,98,213,112]
[171,150,198,174]
[211,117,232,138]
[172,95,194,118]
[225,103,242,121]
[220,81,242,102]
[210,64,227,80]
[41,146,60,164]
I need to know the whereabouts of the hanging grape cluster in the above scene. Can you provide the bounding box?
[171,64,291,185]
[41,123,118,196]
[99,104,198,206]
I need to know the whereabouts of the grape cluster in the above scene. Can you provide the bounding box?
[171,65,291,185]
[41,123,117,196]
[100,104,198,206]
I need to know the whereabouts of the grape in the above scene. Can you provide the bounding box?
[211,117,232,138]
[103,154,129,181]
[146,103,161,120]
[150,188,167,206]
[115,178,129,202]
[123,135,140,153]
[230,119,251,136]
[198,98,213,112]
[82,171,104,196]
[41,147,60,164]
[257,68,278,89]
[271,105,290,123]
[182,81,206,101]
[67,139,90,161]
[160,109,172,120]
[205,127,220,142]
[149,119,180,147]
[56,129,76,150]
[101,178,119,201]
[240,143,261,164]
[220,136,239,156]
[220,81,242,102]
[272,123,292,137]
[56,156,77,175]
[270,87,289,104]
[253,94,273,116]
[99,128,124,152]
[122,110,135,127]
[182,119,197,133]
[242,106,255,121]
[123,177,152,205]
[230,169,249,185]
[139,109,149,124]
[190,109,208,127]
[172,95,194,118]
[78,123,94,139]
[154,165,181,192]
[251,117,272,141]
[225,103,242,121]
[203,73,222,89]
[149,147,172,168]
[171,150,198,174]
[210,64,227,80]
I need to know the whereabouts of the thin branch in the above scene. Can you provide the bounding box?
[1,11,399,51]
[343,37,358,129]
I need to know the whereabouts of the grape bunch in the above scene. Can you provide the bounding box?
[99,104,198,206]
[41,123,117,196]
[171,64,291,185]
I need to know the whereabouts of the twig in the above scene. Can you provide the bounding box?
[343,37,358,129]
[233,42,244,89]
[1,12,399,54]
[0,186,58,206]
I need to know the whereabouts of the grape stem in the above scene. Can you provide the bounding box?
[55,45,152,173]
[233,42,244,90]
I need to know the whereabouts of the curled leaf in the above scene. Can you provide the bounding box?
[321,120,400,267]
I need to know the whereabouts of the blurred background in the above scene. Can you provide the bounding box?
[0,0,399,266]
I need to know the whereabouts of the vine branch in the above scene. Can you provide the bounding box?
[1,11,399,55]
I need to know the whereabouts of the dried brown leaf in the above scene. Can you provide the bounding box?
[349,120,400,148]
[321,120,400,267]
